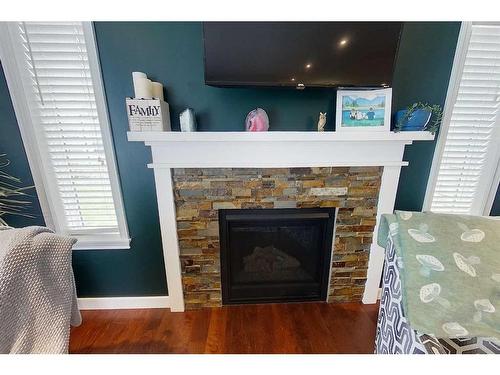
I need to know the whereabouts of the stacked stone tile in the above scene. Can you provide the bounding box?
[172,167,382,309]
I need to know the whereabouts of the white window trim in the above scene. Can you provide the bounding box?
[0,22,130,250]
[423,22,500,216]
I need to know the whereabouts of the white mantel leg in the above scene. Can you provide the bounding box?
[152,168,185,312]
[362,165,402,304]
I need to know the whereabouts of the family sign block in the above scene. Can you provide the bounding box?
[126,98,171,131]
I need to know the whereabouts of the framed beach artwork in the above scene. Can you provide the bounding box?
[335,88,392,132]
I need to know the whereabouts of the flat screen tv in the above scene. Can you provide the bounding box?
[203,22,403,88]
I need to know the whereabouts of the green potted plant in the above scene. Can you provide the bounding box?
[394,102,443,134]
[0,154,34,226]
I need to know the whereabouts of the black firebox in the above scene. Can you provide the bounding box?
[219,208,336,305]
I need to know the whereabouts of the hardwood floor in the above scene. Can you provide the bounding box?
[69,302,379,354]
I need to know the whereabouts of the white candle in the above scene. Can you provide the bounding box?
[135,77,153,99]
[132,71,147,98]
[151,81,164,101]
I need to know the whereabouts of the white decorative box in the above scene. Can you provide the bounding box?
[126,98,171,132]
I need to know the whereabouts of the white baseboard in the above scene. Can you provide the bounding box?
[77,296,170,310]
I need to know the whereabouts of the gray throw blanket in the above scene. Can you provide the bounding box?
[0,226,81,353]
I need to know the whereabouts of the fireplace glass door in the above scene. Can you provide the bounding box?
[219,208,335,304]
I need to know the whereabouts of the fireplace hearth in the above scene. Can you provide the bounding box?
[219,208,336,304]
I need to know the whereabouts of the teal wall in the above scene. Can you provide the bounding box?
[97,22,337,132]
[0,22,464,297]
[491,185,500,216]
[0,62,45,228]
[392,22,461,211]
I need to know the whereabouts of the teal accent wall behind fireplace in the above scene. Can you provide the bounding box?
[391,22,461,211]
[0,22,464,297]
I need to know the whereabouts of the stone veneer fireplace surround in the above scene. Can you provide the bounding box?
[173,166,381,309]
[128,131,434,311]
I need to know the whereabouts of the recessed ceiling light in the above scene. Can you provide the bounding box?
[305,63,312,69]
[339,39,348,46]
[291,77,296,81]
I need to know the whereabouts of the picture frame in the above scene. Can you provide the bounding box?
[335,88,392,132]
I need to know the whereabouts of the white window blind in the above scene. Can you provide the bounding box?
[427,23,500,215]
[0,22,129,249]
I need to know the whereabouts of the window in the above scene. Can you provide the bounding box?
[0,22,129,249]
[425,22,500,216]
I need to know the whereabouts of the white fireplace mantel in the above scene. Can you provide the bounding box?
[128,131,434,311]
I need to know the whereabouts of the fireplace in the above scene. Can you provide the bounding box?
[219,208,336,304]
[129,131,434,311]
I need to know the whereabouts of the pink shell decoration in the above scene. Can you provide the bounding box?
[245,108,269,132]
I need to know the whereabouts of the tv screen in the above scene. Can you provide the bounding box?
[203,22,403,88]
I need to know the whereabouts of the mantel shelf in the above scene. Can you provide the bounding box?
[127,130,435,143]
[127,130,434,170]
